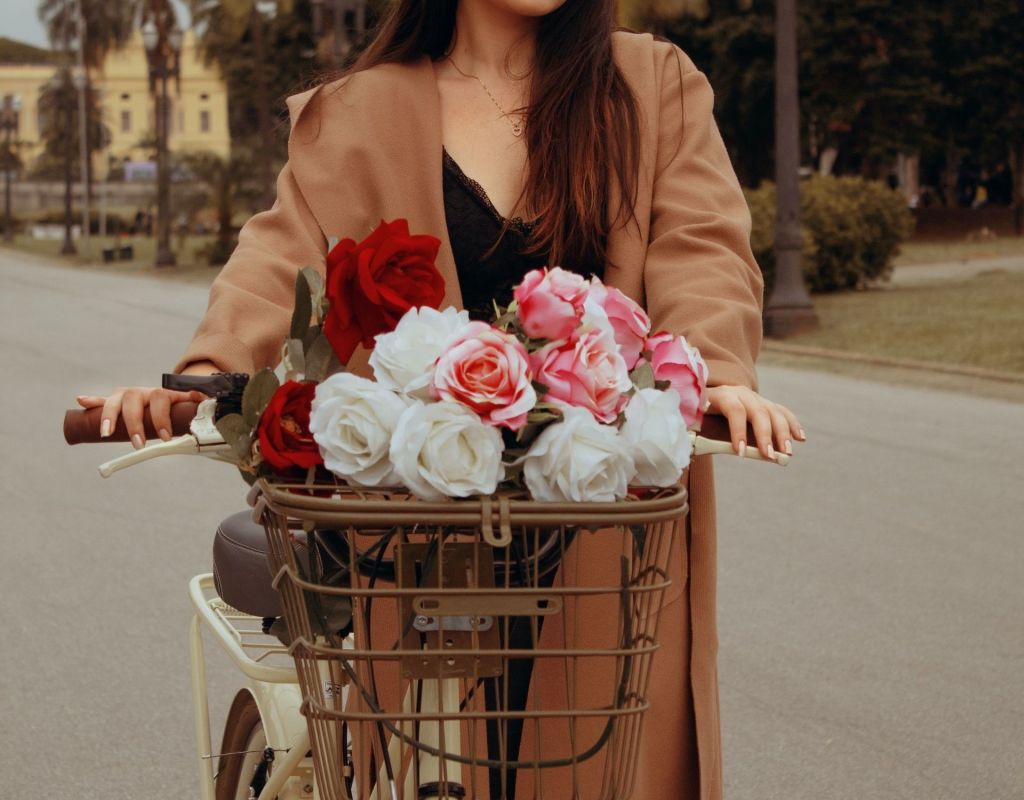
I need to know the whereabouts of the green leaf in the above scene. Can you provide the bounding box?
[242,368,280,428]
[268,616,293,648]
[305,334,340,382]
[301,267,325,303]
[327,235,340,251]
[285,338,306,381]
[630,361,656,391]
[290,270,313,342]
[214,413,254,461]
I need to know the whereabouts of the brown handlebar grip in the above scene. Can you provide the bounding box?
[63,402,200,445]
[698,414,756,446]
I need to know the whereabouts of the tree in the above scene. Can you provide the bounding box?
[37,0,140,198]
[665,0,947,186]
[176,148,257,264]
[35,68,110,180]
[188,0,301,209]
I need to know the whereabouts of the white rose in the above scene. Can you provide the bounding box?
[390,401,505,500]
[369,306,473,399]
[309,373,410,486]
[521,407,634,502]
[621,388,692,487]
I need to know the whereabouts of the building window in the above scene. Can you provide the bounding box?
[120,92,130,100]
[121,109,131,133]
[200,109,210,133]
[200,92,209,101]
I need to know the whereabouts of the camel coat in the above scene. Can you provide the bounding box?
[177,32,763,799]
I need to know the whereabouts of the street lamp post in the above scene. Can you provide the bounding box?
[72,67,91,259]
[763,0,818,338]
[2,94,21,244]
[142,15,182,268]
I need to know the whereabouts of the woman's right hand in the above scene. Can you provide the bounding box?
[78,360,220,449]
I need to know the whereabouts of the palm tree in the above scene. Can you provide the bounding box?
[38,0,141,201]
[37,66,110,253]
[189,0,294,210]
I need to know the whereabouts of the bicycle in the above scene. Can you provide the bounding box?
[64,378,788,800]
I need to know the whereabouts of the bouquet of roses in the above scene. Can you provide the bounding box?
[216,219,708,503]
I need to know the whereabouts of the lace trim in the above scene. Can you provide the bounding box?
[442,148,534,234]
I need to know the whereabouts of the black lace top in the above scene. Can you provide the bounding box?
[442,148,549,321]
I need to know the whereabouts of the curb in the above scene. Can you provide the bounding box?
[763,341,1024,385]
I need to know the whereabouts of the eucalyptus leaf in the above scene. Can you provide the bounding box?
[268,616,293,648]
[301,266,325,303]
[242,368,280,427]
[285,338,306,381]
[214,414,252,461]
[305,334,337,382]
[290,271,313,342]
[630,362,656,391]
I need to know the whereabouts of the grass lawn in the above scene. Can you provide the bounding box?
[789,270,1024,375]
[2,233,221,285]
[895,236,1024,266]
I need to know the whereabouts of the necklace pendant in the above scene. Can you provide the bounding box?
[511,119,524,137]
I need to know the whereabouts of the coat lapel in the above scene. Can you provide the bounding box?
[286,56,464,312]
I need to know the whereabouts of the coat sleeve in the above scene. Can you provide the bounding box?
[174,115,327,375]
[642,44,764,391]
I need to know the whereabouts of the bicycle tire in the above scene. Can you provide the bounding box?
[216,690,270,800]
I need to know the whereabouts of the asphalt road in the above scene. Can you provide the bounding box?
[1,249,1022,799]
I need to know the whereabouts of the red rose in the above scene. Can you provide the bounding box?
[256,381,323,473]
[323,219,445,363]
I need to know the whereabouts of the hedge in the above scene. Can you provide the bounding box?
[746,175,915,293]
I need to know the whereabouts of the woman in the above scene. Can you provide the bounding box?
[79,1,803,796]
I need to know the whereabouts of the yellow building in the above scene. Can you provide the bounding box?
[0,30,230,177]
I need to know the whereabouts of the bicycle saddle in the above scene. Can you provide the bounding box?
[212,511,306,618]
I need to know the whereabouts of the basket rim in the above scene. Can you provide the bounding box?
[257,480,688,527]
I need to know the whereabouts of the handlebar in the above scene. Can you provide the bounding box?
[63,402,199,445]
[62,403,780,461]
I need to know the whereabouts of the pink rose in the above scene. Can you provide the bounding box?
[432,321,537,430]
[513,267,588,341]
[583,277,651,369]
[530,328,632,424]
[645,332,709,428]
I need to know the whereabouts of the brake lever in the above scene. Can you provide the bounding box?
[98,399,230,478]
[691,432,790,466]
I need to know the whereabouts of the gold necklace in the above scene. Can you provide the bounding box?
[446,55,526,137]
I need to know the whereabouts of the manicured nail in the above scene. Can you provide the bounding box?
[158,428,171,441]
[100,419,112,438]
[798,428,806,440]
[784,439,793,455]
[131,434,144,450]
[767,443,776,459]
[737,440,746,457]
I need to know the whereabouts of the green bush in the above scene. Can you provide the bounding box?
[746,175,914,293]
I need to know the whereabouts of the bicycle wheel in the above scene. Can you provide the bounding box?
[216,690,270,800]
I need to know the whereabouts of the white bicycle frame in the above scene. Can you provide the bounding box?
[97,398,788,800]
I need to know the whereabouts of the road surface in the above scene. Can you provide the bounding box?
[1,249,1021,799]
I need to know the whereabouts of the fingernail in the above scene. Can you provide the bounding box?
[768,443,776,459]
[158,428,171,441]
[737,440,746,457]
[799,428,806,440]
[76,395,87,401]
[785,439,793,455]
[131,434,144,450]
[100,419,112,438]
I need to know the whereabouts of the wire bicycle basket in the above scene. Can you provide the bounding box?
[257,480,689,800]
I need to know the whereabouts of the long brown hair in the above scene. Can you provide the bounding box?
[335,0,641,275]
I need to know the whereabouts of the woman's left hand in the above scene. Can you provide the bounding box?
[706,385,805,459]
